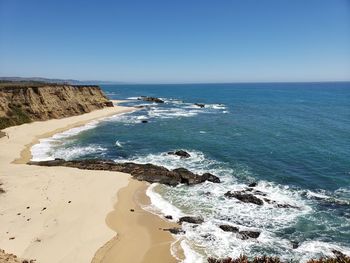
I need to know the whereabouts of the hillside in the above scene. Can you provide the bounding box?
[0,82,113,130]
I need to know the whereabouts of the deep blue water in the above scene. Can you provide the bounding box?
[32,82,350,262]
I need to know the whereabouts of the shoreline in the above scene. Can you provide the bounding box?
[93,180,180,263]
[0,103,177,263]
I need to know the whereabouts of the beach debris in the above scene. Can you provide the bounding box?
[219,225,239,232]
[163,227,185,235]
[168,150,191,158]
[9,237,15,240]
[26,206,30,209]
[26,218,31,221]
[194,103,205,108]
[41,207,46,211]
[224,191,264,205]
[178,216,204,224]
[68,200,71,203]
[138,96,164,103]
[130,209,135,212]
[28,159,221,186]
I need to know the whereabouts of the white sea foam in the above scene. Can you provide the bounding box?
[180,240,205,263]
[115,140,123,148]
[148,107,200,119]
[126,96,139,100]
[145,184,185,220]
[53,145,107,160]
[31,120,100,161]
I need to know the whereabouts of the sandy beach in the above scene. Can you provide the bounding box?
[0,103,177,263]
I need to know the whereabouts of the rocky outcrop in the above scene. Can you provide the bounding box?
[239,230,260,240]
[0,83,113,129]
[28,159,220,186]
[219,225,239,232]
[163,228,185,234]
[178,216,204,224]
[138,96,164,103]
[194,103,205,108]
[224,189,299,209]
[168,150,191,158]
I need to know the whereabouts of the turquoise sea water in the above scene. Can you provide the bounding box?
[31,82,350,262]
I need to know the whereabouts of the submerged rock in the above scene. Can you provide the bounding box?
[238,230,261,240]
[224,191,264,205]
[139,96,164,103]
[28,159,220,186]
[168,150,191,158]
[263,198,300,209]
[248,182,258,187]
[178,216,204,224]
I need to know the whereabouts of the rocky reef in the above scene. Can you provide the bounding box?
[208,250,350,263]
[138,96,164,103]
[0,83,113,129]
[28,159,220,186]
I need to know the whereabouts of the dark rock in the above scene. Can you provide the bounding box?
[28,159,220,186]
[248,182,258,187]
[164,215,173,220]
[219,225,239,232]
[179,216,204,224]
[139,96,164,103]
[130,209,135,212]
[291,241,299,249]
[168,150,191,158]
[163,227,185,234]
[105,101,114,107]
[194,103,205,108]
[238,230,260,240]
[141,120,148,123]
[224,191,263,205]
[202,173,221,183]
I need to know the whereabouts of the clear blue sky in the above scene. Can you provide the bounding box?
[0,0,349,83]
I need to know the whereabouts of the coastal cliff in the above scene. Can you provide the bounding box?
[0,83,113,129]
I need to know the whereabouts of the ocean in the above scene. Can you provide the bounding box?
[31,82,350,262]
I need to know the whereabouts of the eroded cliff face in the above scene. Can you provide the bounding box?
[0,84,113,129]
